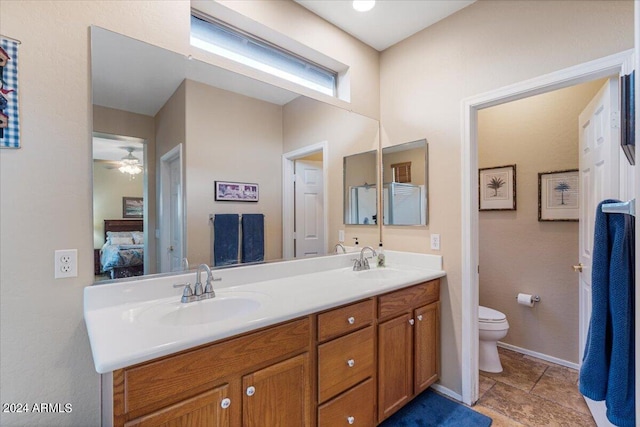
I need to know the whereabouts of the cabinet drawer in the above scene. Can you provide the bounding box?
[318,378,374,427]
[317,299,374,342]
[318,326,374,403]
[378,280,439,319]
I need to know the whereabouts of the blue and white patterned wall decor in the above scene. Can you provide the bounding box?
[0,36,20,149]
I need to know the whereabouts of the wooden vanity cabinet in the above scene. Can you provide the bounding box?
[112,318,311,427]
[377,280,440,422]
[316,299,376,427]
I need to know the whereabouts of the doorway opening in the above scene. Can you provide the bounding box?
[282,142,328,259]
[461,50,634,409]
[159,143,184,273]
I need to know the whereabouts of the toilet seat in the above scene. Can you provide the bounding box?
[479,306,506,322]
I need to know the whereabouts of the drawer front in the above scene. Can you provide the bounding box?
[318,326,374,403]
[121,318,310,417]
[317,299,374,342]
[318,378,375,427]
[378,280,440,319]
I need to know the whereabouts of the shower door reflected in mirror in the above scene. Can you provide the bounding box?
[343,150,378,225]
[382,139,428,226]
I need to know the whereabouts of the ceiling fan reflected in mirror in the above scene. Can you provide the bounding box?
[118,147,143,177]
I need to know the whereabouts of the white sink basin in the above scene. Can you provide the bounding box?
[354,267,410,280]
[136,292,265,326]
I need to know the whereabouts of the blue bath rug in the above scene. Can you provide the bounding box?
[379,389,492,427]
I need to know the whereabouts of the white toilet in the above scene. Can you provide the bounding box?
[478,306,509,373]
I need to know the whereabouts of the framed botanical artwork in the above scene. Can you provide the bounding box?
[122,197,143,218]
[215,181,259,202]
[479,165,516,211]
[538,169,579,221]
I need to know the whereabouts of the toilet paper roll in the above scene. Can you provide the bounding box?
[517,293,535,307]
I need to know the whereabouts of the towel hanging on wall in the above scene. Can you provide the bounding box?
[241,214,264,263]
[579,199,635,427]
[213,214,239,266]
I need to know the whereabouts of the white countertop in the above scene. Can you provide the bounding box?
[84,251,445,373]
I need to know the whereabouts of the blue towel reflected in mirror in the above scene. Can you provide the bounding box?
[242,214,264,263]
[213,214,239,266]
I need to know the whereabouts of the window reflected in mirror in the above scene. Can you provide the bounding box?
[382,139,428,226]
[343,150,377,225]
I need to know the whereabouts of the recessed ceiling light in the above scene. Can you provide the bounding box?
[353,0,375,12]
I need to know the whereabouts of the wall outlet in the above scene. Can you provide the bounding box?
[55,249,78,279]
[338,230,345,243]
[430,234,441,251]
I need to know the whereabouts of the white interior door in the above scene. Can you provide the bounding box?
[160,145,184,273]
[294,160,325,257]
[578,77,620,426]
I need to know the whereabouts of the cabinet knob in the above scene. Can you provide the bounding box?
[246,386,255,397]
[347,416,355,424]
[347,359,355,367]
[409,318,415,325]
[417,315,423,321]
[220,398,231,409]
[347,316,355,325]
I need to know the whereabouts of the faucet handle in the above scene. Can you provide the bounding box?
[177,283,194,303]
[352,259,362,271]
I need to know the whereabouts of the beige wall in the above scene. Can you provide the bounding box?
[478,79,604,364]
[185,80,284,265]
[0,1,380,425]
[93,105,156,271]
[379,0,633,394]
[382,147,426,186]
[283,96,380,249]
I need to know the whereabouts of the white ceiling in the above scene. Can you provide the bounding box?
[295,0,476,51]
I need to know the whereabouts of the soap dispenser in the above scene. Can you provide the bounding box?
[377,242,385,267]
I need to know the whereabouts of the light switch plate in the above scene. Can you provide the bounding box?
[338,230,345,243]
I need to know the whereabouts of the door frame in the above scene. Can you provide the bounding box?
[461,50,633,405]
[159,143,184,273]
[282,141,328,259]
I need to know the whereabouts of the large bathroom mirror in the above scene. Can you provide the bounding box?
[381,139,428,225]
[91,27,379,282]
[343,150,378,225]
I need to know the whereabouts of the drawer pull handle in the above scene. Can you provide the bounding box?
[220,398,231,409]
[347,316,355,325]
[347,416,355,424]
[246,386,255,397]
[418,315,423,321]
[409,318,415,326]
[347,359,355,367]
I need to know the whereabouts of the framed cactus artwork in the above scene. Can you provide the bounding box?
[538,169,578,221]
[479,165,516,211]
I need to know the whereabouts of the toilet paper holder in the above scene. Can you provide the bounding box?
[515,295,541,302]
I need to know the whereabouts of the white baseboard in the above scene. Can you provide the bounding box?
[497,342,580,370]
[430,383,463,403]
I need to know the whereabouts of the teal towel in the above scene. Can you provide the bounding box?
[579,200,635,427]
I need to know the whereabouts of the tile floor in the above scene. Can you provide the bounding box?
[473,347,596,427]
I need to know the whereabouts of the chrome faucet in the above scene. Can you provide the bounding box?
[334,243,347,254]
[176,263,221,303]
[353,246,377,271]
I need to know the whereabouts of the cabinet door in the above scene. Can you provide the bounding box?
[242,353,310,427]
[378,313,413,421]
[414,302,439,394]
[124,384,230,427]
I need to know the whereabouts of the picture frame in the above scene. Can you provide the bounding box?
[215,181,259,202]
[538,169,579,221]
[479,165,516,211]
[122,197,143,218]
